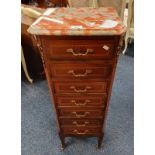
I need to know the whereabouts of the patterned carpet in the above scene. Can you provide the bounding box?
[21,55,134,155]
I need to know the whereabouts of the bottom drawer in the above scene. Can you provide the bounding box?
[62,126,102,136]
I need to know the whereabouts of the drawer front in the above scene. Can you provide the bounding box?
[43,39,116,60]
[54,81,108,94]
[49,62,113,79]
[58,108,104,119]
[62,126,102,136]
[56,95,106,107]
[59,118,103,127]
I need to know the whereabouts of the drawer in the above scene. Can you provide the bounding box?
[55,95,106,107]
[54,81,108,94]
[42,39,116,60]
[58,108,105,119]
[59,118,103,127]
[62,126,102,136]
[49,62,113,79]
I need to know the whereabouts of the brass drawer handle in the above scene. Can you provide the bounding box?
[66,48,94,56]
[71,99,90,106]
[73,130,88,135]
[72,112,90,118]
[68,69,92,77]
[70,86,91,93]
[73,121,89,127]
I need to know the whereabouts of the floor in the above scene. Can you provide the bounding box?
[21,53,134,155]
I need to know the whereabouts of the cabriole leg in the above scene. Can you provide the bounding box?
[59,132,65,150]
[97,133,104,149]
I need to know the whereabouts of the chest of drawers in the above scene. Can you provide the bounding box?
[39,35,122,149]
[28,7,126,149]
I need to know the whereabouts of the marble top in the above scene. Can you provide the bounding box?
[28,7,126,36]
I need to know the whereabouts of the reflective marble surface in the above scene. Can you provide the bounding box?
[28,7,126,36]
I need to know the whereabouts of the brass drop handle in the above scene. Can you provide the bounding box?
[71,99,90,106]
[73,130,88,135]
[70,86,91,93]
[66,48,94,56]
[68,69,92,77]
[73,121,89,127]
[72,112,90,118]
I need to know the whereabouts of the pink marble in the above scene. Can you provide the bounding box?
[28,7,126,36]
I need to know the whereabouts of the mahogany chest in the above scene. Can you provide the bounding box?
[28,7,126,149]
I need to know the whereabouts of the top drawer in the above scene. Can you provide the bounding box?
[42,39,116,60]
